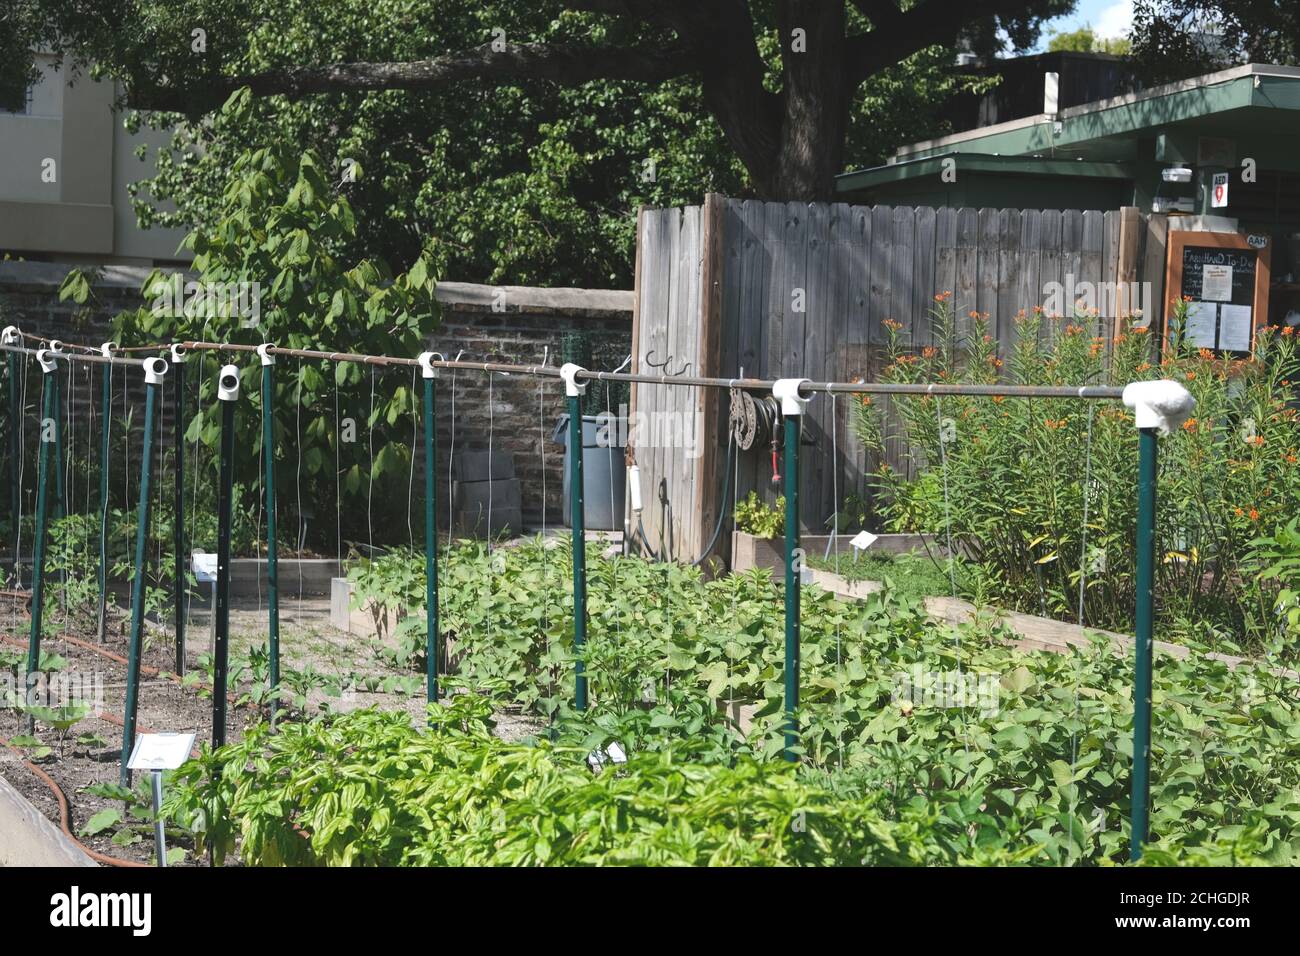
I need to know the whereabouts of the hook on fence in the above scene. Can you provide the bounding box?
[643,350,692,377]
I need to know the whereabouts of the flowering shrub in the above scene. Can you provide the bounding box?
[856,295,1300,654]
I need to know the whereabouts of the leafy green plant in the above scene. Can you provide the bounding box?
[858,295,1300,655]
[735,491,785,538]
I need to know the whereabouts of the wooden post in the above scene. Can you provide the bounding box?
[694,192,727,567]
[1115,206,1141,336]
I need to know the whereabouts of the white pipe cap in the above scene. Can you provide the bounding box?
[1122,379,1196,434]
[169,343,188,364]
[217,364,241,402]
[100,342,118,358]
[1,325,19,344]
[772,378,812,416]
[256,343,275,366]
[560,363,588,398]
[143,356,168,385]
[36,348,58,373]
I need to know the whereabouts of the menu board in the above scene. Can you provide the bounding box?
[1164,233,1270,356]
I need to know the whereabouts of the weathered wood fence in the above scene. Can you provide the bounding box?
[629,195,1167,564]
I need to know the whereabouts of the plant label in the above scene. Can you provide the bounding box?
[850,531,878,552]
[191,550,218,583]
[128,732,197,771]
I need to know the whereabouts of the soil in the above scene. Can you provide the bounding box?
[0,590,544,867]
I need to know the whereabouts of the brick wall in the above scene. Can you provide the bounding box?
[0,263,632,534]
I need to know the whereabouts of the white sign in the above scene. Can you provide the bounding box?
[191,550,218,583]
[1218,304,1254,352]
[127,732,197,771]
[1247,234,1269,249]
[1184,302,1218,349]
[850,530,879,552]
[1211,171,1230,208]
[1202,264,1233,302]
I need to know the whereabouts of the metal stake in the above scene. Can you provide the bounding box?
[120,357,167,787]
[561,364,588,711]
[212,366,240,748]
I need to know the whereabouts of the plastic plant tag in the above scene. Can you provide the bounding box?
[127,732,197,771]
[850,531,878,552]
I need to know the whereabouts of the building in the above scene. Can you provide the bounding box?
[0,53,189,266]
[838,62,1300,246]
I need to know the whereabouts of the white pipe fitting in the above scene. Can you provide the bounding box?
[36,349,58,373]
[1,325,19,345]
[169,343,188,364]
[417,351,442,379]
[256,343,275,366]
[772,378,812,416]
[560,362,588,398]
[101,342,118,359]
[1122,379,1196,435]
[628,464,643,513]
[217,364,241,402]
[143,357,168,386]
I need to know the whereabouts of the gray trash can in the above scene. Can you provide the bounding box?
[553,414,626,531]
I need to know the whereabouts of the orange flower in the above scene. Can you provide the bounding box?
[922,346,938,359]
[934,290,953,302]
[1249,509,1260,521]
[861,395,872,406]
[1185,371,1196,381]
[1251,435,1265,447]
[883,318,903,330]
[1182,418,1198,432]
[1136,362,1152,372]
[1283,326,1295,336]
[992,395,1005,404]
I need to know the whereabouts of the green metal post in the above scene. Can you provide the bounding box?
[52,364,65,520]
[782,414,801,762]
[259,347,280,694]
[563,365,588,711]
[26,355,59,719]
[420,357,440,704]
[4,338,20,571]
[212,365,239,748]
[172,348,187,674]
[96,351,113,642]
[1130,426,1158,861]
[120,359,165,787]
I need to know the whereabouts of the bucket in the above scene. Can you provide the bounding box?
[553,414,626,531]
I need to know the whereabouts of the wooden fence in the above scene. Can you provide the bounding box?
[629,196,1164,564]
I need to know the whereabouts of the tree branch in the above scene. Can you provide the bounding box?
[843,0,1031,83]
[126,40,697,112]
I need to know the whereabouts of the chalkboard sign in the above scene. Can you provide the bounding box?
[1180,247,1256,305]
[1163,231,1271,356]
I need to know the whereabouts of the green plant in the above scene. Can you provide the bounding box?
[1248,516,1300,639]
[858,296,1300,655]
[735,491,785,539]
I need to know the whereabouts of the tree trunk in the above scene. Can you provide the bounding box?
[772,1,848,201]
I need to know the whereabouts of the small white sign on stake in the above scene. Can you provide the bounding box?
[849,531,878,554]
[127,732,196,772]
[191,550,218,584]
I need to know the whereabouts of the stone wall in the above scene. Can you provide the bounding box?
[0,262,632,533]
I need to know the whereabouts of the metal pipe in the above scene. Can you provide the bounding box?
[1130,426,1158,861]
[120,361,165,787]
[0,343,151,368]
[259,354,280,695]
[172,351,187,674]
[96,359,113,643]
[212,370,238,749]
[782,413,801,762]
[5,348,20,579]
[567,393,588,712]
[422,370,440,705]
[26,363,57,729]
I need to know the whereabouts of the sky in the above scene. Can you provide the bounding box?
[1036,0,1135,49]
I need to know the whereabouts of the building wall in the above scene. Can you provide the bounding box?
[0,55,190,264]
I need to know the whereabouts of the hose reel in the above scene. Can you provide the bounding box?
[729,388,783,484]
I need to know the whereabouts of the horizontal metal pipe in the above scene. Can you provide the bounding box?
[19,338,1127,401]
[0,343,151,369]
